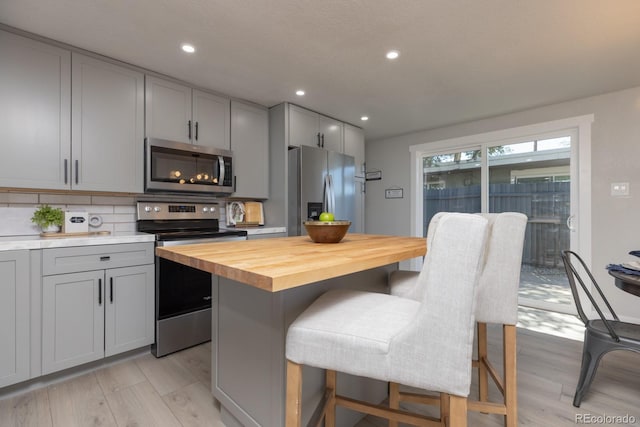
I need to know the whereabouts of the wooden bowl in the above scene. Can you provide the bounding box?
[303,220,351,243]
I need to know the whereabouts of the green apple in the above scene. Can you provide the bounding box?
[319,212,335,222]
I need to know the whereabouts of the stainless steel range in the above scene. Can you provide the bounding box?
[136,201,247,357]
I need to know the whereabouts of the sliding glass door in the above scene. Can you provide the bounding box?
[487,135,573,312]
[417,127,582,314]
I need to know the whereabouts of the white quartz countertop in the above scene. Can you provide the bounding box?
[0,232,155,251]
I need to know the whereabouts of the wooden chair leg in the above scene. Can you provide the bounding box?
[503,324,517,427]
[326,370,337,427]
[477,322,489,402]
[440,392,450,425]
[286,360,303,427]
[448,395,467,427]
[388,382,400,427]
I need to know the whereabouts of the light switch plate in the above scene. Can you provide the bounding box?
[385,188,403,199]
[611,182,630,196]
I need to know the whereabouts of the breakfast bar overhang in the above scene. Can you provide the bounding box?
[156,234,427,427]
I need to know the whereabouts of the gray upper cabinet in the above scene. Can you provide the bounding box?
[0,30,71,190]
[318,115,343,152]
[231,101,269,199]
[289,104,320,147]
[71,53,144,192]
[0,30,144,193]
[193,89,231,149]
[288,104,343,151]
[145,76,192,143]
[146,75,230,149]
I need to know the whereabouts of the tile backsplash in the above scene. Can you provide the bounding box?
[0,191,228,236]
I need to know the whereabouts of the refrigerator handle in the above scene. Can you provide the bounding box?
[323,174,335,214]
[323,175,329,212]
[327,174,335,214]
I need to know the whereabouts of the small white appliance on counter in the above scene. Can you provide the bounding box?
[63,211,89,233]
[226,201,264,226]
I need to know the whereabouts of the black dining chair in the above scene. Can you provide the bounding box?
[561,250,640,407]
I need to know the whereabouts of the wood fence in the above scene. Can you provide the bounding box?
[424,182,570,267]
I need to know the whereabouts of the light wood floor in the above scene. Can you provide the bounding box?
[1,322,639,427]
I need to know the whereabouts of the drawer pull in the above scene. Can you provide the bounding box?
[100,256,111,261]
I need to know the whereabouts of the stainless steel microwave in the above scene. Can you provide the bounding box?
[145,138,234,195]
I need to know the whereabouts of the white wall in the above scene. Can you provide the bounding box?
[366,85,640,321]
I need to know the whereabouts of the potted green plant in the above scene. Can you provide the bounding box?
[31,204,64,233]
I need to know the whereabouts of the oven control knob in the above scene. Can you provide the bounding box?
[144,206,152,213]
[202,207,209,213]
[153,206,161,212]
[209,207,216,213]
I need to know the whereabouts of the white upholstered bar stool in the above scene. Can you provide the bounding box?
[388,212,527,427]
[285,213,489,427]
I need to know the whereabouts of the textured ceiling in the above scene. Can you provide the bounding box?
[2,0,640,141]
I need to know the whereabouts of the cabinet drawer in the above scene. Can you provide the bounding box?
[42,243,154,275]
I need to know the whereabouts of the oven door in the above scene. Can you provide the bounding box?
[156,257,212,319]
[152,234,247,356]
[156,235,246,319]
[145,137,234,194]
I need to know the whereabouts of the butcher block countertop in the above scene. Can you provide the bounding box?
[156,233,427,292]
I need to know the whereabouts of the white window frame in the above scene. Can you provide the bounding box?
[409,115,593,273]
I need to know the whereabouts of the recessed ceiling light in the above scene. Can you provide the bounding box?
[296,90,305,96]
[181,44,196,53]
[361,116,369,121]
[386,50,399,60]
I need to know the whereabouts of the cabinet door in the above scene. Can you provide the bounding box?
[0,251,30,388]
[0,30,71,190]
[105,265,154,357]
[288,104,320,148]
[42,271,105,375]
[72,53,144,192]
[192,89,230,149]
[318,115,343,152]
[343,124,366,233]
[145,76,192,143]
[231,101,269,199]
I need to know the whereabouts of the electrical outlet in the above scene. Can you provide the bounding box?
[611,182,630,196]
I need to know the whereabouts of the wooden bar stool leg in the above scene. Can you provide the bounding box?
[503,324,518,427]
[440,392,450,425]
[388,382,400,427]
[286,360,303,427]
[448,395,467,427]
[477,322,489,402]
[326,370,337,427]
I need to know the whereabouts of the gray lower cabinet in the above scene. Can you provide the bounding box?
[41,243,154,375]
[0,250,30,388]
[230,101,269,199]
[213,267,393,427]
[71,53,144,192]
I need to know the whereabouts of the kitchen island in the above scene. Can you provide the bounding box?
[156,233,426,427]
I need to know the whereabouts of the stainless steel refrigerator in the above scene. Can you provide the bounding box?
[288,145,356,236]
